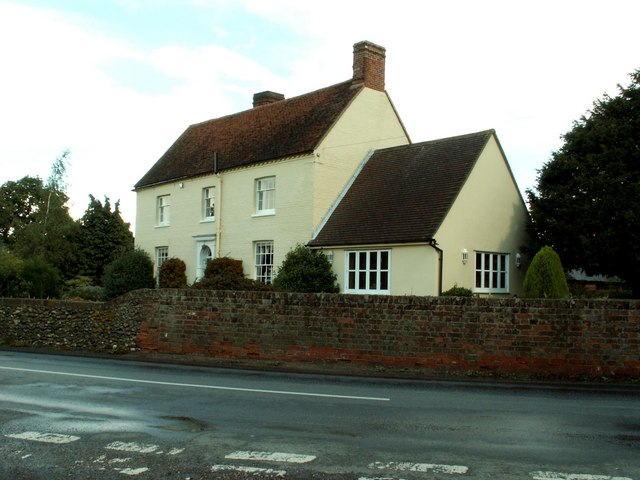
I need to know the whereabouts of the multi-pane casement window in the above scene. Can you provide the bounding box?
[155,246,169,282]
[255,241,274,284]
[203,187,215,220]
[475,252,509,293]
[157,195,170,226]
[345,250,390,294]
[255,177,275,215]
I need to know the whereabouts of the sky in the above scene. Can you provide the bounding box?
[1,0,639,230]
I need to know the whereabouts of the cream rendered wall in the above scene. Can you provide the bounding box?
[322,244,439,296]
[434,136,530,296]
[311,88,409,228]
[135,175,219,282]
[217,156,315,279]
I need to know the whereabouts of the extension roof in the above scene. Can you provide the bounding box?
[309,130,497,247]
[134,80,362,189]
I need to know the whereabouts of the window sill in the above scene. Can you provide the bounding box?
[200,218,216,223]
[252,211,275,218]
[155,224,170,228]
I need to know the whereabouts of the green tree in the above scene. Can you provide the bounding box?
[527,69,640,297]
[272,245,339,293]
[0,247,26,297]
[523,246,570,299]
[0,151,78,280]
[21,257,61,298]
[103,248,155,299]
[76,195,134,285]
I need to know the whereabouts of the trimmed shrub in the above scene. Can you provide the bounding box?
[272,245,339,293]
[441,284,473,297]
[523,246,570,298]
[64,285,107,301]
[159,258,187,288]
[193,256,271,291]
[103,248,155,299]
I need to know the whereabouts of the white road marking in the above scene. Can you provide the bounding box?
[106,441,160,454]
[0,365,389,401]
[370,461,469,475]
[211,465,287,477]
[6,431,80,444]
[225,450,317,464]
[531,472,634,480]
[117,467,149,476]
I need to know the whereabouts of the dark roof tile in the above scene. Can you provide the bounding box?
[309,130,495,247]
[135,80,361,189]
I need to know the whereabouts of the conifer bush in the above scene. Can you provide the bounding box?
[523,246,570,298]
[159,258,187,288]
[272,244,339,293]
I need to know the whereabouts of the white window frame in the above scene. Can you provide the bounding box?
[155,246,169,283]
[254,241,274,284]
[255,177,275,216]
[157,195,170,226]
[474,251,509,294]
[344,249,390,294]
[202,187,215,221]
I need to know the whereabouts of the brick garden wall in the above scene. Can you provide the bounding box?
[1,289,639,378]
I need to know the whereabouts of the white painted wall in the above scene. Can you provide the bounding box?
[434,135,530,296]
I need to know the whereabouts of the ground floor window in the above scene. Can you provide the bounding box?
[255,241,274,284]
[155,246,169,283]
[475,251,509,293]
[345,249,390,294]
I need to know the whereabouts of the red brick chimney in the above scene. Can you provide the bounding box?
[253,91,285,108]
[352,41,386,91]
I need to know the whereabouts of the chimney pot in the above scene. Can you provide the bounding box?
[253,91,285,108]
[352,40,386,91]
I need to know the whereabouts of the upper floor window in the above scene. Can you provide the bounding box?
[255,177,275,215]
[255,241,274,284]
[157,195,170,226]
[475,252,509,293]
[203,187,215,220]
[345,249,390,294]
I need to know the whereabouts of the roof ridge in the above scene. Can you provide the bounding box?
[189,79,356,128]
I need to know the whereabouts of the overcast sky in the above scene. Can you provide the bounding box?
[1,0,638,229]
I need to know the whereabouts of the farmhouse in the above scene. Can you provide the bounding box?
[134,41,529,296]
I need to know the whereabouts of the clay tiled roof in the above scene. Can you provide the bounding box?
[309,130,495,247]
[134,80,362,189]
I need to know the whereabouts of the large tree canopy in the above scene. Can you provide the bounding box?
[527,70,640,296]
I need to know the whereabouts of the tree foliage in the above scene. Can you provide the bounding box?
[523,246,570,299]
[76,195,134,285]
[272,245,339,293]
[103,249,155,299]
[526,70,640,297]
[0,247,26,297]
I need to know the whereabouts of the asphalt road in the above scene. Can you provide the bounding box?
[0,350,639,480]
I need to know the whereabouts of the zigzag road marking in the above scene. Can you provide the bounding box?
[5,431,80,444]
[531,471,634,480]
[211,465,287,477]
[369,461,469,475]
[225,450,317,464]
